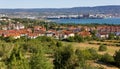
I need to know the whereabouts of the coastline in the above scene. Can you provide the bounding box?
[48,18,120,25]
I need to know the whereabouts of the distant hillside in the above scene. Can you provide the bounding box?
[0,5,120,15]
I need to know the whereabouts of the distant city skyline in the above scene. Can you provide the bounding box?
[0,0,120,8]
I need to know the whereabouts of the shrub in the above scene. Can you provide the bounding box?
[114,50,120,67]
[74,35,84,42]
[56,41,63,47]
[0,51,4,57]
[0,62,6,69]
[66,35,84,43]
[75,48,99,60]
[98,45,107,51]
[100,53,114,64]
[88,48,99,60]
[75,49,92,61]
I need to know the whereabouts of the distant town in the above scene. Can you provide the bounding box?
[0,17,120,40]
[0,13,119,20]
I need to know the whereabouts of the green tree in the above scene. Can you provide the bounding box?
[30,47,53,69]
[67,37,75,42]
[75,48,99,69]
[74,35,84,43]
[54,46,77,69]
[115,36,120,40]
[7,46,29,69]
[91,30,97,36]
[108,33,115,40]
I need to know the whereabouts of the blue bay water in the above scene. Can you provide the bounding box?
[48,18,120,24]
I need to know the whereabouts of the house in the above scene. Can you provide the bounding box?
[34,26,46,31]
[14,22,25,30]
[35,31,45,36]
[2,26,7,30]
[46,32,54,37]
[97,26,120,34]
[83,26,91,31]
[78,31,91,37]
[27,33,39,39]
[3,33,21,39]
[17,29,30,36]
[96,32,109,38]
[46,30,55,37]
[0,30,6,36]
[60,30,75,39]
[1,30,26,39]
[116,32,120,36]
[12,33,21,39]
[45,30,58,38]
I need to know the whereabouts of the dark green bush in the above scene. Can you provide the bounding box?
[56,41,63,47]
[100,53,114,64]
[114,50,120,68]
[66,35,84,43]
[54,46,77,69]
[88,48,99,60]
[75,48,99,60]
[98,45,107,51]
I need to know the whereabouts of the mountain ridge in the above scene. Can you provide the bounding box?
[0,5,120,16]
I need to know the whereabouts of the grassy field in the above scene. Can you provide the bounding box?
[62,41,120,55]
[62,40,120,69]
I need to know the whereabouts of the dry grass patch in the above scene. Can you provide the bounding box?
[62,41,120,55]
[62,41,120,69]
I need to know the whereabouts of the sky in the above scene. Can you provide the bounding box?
[0,0,120,8]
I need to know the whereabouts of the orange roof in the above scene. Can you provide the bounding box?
[62,30,73,35]
[0,30,6,34]
[78,31,91,37]
[28,33,38,37]
[4,33,20,37]
[34,26,46,31]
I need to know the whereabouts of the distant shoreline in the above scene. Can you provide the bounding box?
[48,18,120,25]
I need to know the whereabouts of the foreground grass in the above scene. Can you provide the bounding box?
[62,40,120,69]
[62,41,120,55]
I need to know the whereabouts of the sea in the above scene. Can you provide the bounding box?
[48,18,120,25]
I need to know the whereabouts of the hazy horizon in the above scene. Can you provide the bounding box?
[0,0,120,8]
[0,5,120,9]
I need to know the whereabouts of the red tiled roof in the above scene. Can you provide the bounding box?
[62,30,73,35]
[78,31,91,37]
